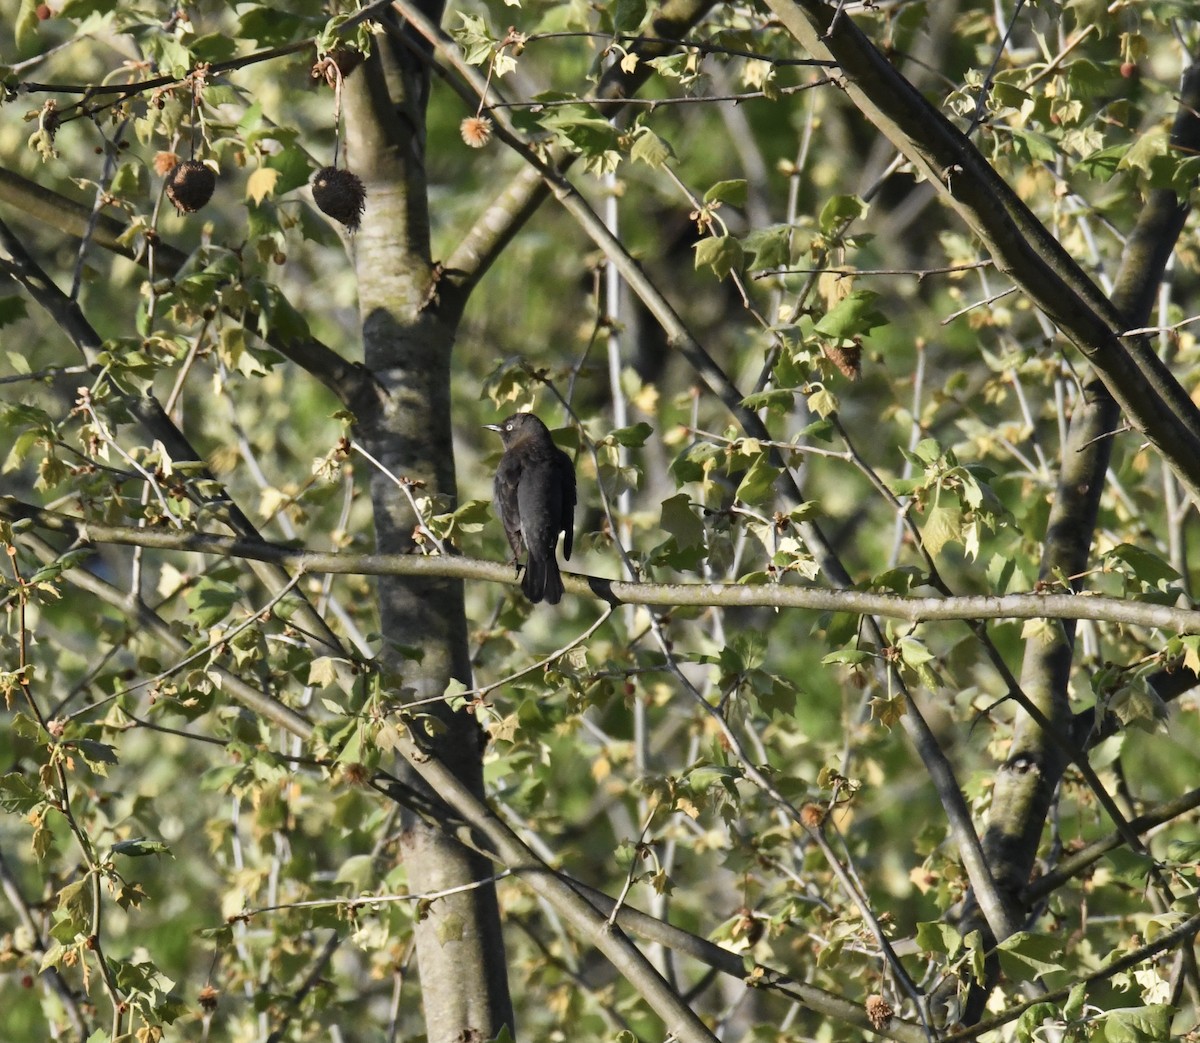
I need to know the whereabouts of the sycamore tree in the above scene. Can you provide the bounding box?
[2,0,1200,1041]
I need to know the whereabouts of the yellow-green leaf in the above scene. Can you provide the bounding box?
[246,166,280,204]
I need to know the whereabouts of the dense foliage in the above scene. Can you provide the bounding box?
[2,0,1199,1041]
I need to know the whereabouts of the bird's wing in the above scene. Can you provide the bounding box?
[557,448,576,560]
[493,455,525,556]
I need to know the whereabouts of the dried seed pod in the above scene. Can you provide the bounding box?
[865,995,894,1030]
[311,166,366,231]
[824,341,862,380]
[165,159,215,213]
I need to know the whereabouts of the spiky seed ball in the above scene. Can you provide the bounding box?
[165,159,215,213]
[311,166,366,231]
[800,802,826,829]
[865,995,894,1030]
[460,115,494,148]
[198,984,219,1014]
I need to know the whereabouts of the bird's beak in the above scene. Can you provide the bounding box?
[483,424,503,433]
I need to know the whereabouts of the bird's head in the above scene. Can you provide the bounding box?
[484,412,549,448]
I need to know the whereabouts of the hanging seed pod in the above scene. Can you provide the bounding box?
[824,341,862,380]
[311,166,366,231]
[166,159,216,213]
[460,115,494,149]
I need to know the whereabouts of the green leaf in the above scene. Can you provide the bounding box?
[897,635,933,666]
[1077,143,1129,180]
[0,295,28,329]
[817,194,867,234]
[1120,126,1168,177]
[659,494,705,550]
[1064,57,1117,98]
[54,878,90,935]
[735,453,779,504]
[538,104,621,164]
[15,0,40,49]
[740,388,796,413]
[612,0,647,31]
[0,773,44,814]
[111,838,171,858]
[995,931,1062,981]
[821,649,871,667]
[915,920,962,957]
[265,146,315,196]
[334,853,375,890]
[72,739,118,774]
[237,6,312,47]
[686,765,742,793]
[139,33,193,78]
[1015,1002,1062,1042]
[693,235,744,279]
[1104,543,1180,591]
[629,127,672,168]
[1008,128,1058,163]
[308,656,339,688]
[189,32,240,64]
[1097,1005,1173,1042]
[606,421,653,447]
[921,503,961,557]
[743,224,793,271]
[184,578,241,629]
[807,385,839,417]
[989,79,1031,109]
[814,289,889,339]
[453,12,498,65]
[703,179,747,206]
[1106,679,1167,731]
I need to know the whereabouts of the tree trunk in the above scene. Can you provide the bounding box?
[343,17,514,1041]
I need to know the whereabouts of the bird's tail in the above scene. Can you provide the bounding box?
[523,555,563,605]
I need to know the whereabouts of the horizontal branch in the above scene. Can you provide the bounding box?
[6,497,1199,633]
[11,0,392,110]
[12,500,920,1041]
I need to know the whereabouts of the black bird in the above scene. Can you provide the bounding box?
[485,412,576,604]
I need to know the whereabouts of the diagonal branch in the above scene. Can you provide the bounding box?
[13,529,722,1043]
[379,0,1021,943]
[0,219,347,660]
[430,0,719,314]
[758,0,1200,502]
[0,167,374,406]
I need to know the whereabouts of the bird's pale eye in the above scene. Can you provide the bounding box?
[506,423,513,431]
